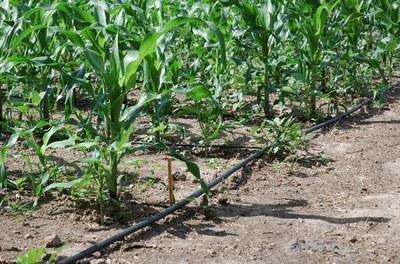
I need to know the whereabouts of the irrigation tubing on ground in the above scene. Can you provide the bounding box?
[304,80,400,135]
[130,141,263,150]
[57,81,400,264]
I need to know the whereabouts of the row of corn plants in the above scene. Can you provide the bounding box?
[0,0,399,216]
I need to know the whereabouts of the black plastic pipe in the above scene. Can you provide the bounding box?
[58,81,399,264]
[304,81,400,134]
[131,141,262,150]
[303,97,372,134]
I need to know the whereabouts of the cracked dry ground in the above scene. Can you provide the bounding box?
[1,85,400,263]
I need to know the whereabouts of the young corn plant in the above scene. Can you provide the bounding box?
[7,122,75,205]
[79,3,226,200]
[220,0,285,118]
[338,1,382,96]
[287,0,340,118]
[373,0,400,76]
[173,85,224,146]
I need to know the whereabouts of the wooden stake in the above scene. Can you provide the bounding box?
[167,157,175,205]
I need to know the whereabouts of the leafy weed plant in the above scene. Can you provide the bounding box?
[252,116,305,157]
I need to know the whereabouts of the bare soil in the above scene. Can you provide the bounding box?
[1,84,400,263]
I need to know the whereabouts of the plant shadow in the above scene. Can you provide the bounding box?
[95,198,390,259]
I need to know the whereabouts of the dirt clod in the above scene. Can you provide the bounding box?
[349,237,358,243]
[217,195,228,205]
[172,171,187,181]
[45,235,62,248]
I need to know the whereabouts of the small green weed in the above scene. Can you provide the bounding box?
[207,157,219,169]
[16,246,45,264]
[252,117,306,157]
[15,246,62,264]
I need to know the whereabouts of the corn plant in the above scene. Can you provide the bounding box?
[173,85,224,146]
[7,121,75,204]
[287,0,340,118]
[0,1,19,130]
[220,0,285,118]
[373,0,400,76]
[75,1,226,199]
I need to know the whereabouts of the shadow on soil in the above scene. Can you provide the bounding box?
[95,198,390,259]
[215,200,390,224]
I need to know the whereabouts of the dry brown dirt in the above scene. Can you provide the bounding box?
[1,84,400,263]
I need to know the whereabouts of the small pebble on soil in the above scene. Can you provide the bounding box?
[45,234,62,248]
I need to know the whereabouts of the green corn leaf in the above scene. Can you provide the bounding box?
[68,141,99,151]
[31,91,45,106]
[61,69,89,87]
[168,152,198,178]
[20,7,43,18]
[42,178,83,193]
[121,93,159,128]
[114,126,134,150]
[339,12,364,29]
[1,146,7,164]
[16,105,28,113]
[349,54,382,71]
[171,86,190,95]
[292,72,306,82]
[6,54,30,64]
[81,27,100,49]
[41,125,62,154]
[123,51,139,71]
[110,35,121,82]
[94,3,108,26]
[9,24,47,52]
[61,30,85,48]
[179,105,201,115]
[327,0,341,11]
[71,4,96,24]
[0,162,6,187]
[211,124,222,140]
[54,2,72,16]
[110,93,125,124]
[7,132,20,147]
[31,56,58,67]
[125,16,226,88]
[189,85,212,100]
[200,179,209,196]
[86,48,104,73]
[314,6,329,36]
[219,0,240,6]
[280,87,296,94]
[375,9,400,27]
[47,137,75,149]
[35,120,50,130]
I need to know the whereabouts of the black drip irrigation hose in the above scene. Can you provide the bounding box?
[131,141,262,150]
[303,98,372,134]
[58,81,400,264]
[304,80,400,134]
